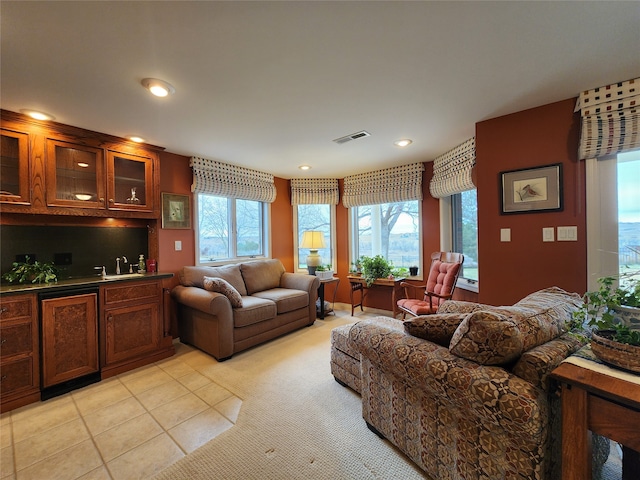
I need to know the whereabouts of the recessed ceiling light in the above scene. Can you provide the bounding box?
[298,165,311,170]
[394,139,413,147]
[20,109,55,121]
[128,136,145,143]
[141,78,175,97]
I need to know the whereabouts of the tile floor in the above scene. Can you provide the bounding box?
[0,342,242,480]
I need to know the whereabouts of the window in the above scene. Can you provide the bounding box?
[586,149,640,289]
[196,193,268,264]
[451,189,478,282]
[351,201,420,269]
[295,204,335,271]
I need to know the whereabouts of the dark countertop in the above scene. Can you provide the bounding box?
[0,272,174,296]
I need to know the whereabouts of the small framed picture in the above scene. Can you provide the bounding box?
[161,193,191,229]
[500,163,563,214]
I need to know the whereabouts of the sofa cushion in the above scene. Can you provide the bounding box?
[180,265,247,296]
[403,313,468,346]
[241,259,285,295]
[203,276,243,308]
[449,287,583,365]
[252,288,308,314]
[437,300,492,314]
[233,296,277,328]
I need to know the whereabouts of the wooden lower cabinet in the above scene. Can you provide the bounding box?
[0,293,40,413]
[100,279,174,377]
[40,293,99,388]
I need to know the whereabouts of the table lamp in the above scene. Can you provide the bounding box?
[300,231,326,275]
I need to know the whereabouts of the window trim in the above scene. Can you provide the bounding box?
[194,193,271,266]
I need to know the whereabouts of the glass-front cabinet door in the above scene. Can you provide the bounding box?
[45,139,105,209]
[106,150,154,213]
[0,129,30,204]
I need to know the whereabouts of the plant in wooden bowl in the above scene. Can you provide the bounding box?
[2,256,59,284]
[572,272,640,372]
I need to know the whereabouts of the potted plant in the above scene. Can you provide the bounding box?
[572,272,640,372]
[2,256,59,284]
[315,264,334,280]
[360,255,394,287]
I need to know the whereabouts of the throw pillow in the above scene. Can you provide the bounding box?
[403,313,468,346]
[449,310,524,365]
[203,276,244,308]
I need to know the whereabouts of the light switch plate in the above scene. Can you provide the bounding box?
[175,240,182,251]
[500,228,511,242]
[557,226,578,241]
[543,227,555,242]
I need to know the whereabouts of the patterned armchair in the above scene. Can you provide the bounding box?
[348,290,610,480]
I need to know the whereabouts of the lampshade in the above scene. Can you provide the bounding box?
[300,231,326,274]
[300,231,327,250]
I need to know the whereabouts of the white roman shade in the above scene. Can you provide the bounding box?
[290,178,339,205]
[190,157,276,203]
[342,162,424,208]
[576,77,639,160]
[429,137,476,199]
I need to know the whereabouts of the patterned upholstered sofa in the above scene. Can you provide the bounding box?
[173,259,319,360]
[331,287,609,479]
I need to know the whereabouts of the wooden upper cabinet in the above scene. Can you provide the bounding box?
[0,129,30,205]
[0,109,163,219]
[45,139,106,209]
[106,150,155,213]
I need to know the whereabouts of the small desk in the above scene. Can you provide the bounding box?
[551,348,640,480]
[347,275,405,318]
[317,277,339,319]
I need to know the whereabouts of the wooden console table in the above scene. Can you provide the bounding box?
[347,275,404,318]
[551,349,640,480]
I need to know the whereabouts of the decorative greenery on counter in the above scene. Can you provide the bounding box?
[571,273,640,346]
[2,256,59,284]
[360,255,393,287]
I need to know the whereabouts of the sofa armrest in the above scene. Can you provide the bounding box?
[280,272,320,294]
[172,284,233,317]
[350,319,548,441]
[511,332,585,391]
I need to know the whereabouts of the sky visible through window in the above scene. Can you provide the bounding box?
[618,150,640,222]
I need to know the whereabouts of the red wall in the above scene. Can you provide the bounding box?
[475,98,586,305]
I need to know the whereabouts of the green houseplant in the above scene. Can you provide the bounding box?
[360,255,393,287]
[2,256,59,284]
[572,273,640,371]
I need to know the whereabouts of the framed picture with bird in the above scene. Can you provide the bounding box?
[500,163,563,214]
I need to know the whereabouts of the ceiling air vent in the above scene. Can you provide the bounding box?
[332,130,371,145]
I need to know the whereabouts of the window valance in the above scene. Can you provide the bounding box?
[290,178,339,205]
[190,157,276,203]
[429,137,476,199]
[342,162,424,208]
[575,77,639,159]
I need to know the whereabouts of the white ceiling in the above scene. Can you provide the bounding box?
[2,1,639,179]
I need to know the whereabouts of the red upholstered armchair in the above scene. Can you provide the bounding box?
[397,251,464,319]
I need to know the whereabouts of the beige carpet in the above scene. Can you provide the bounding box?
[153,309,623,480]
[153,311,428,480]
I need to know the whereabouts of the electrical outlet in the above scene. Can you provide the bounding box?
[175,240,182,251]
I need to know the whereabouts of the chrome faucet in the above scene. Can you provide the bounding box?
[116,256,128,275]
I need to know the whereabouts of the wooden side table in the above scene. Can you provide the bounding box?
[551,349,640,480]
[317,277,339,319]
[347,275,405,318]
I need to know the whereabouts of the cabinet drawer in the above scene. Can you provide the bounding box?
[102,281,160,305]
[0,357,35,394]
[0,321,34,358]
[0,296,34,320]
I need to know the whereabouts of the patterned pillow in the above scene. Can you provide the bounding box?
[203,276,243,308]
[449,288,582,365]
[403,313,468,346]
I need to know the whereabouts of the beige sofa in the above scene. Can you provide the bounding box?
[172,259,319,360]
[331,287,610,479]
